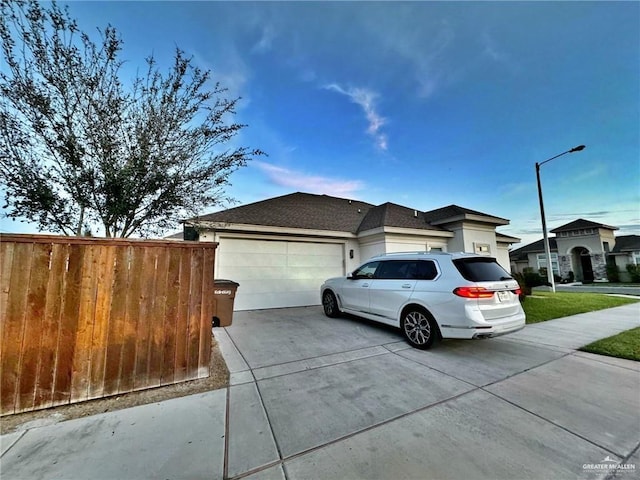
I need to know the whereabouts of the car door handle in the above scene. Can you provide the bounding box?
[362,283,369,288]
[402,284,412,288]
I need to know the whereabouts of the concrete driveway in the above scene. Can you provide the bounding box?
[2,304,639,479]
[219,305,640,479]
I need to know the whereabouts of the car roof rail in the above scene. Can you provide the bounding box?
[371,251,452,258]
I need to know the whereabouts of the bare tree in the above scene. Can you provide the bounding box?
[0,0,263,237]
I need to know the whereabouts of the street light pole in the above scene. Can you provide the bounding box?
[535,145,585,293]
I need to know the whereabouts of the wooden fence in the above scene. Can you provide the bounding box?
[0,234,217,415]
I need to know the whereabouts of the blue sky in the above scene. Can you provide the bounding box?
[2,1,639,247]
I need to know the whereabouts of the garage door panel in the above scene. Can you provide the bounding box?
[217,238,344,310]
[221,252,287,268]
[225,268,288,282]
[286,267,344,280]
[286,254,344,268]
[221,239,287,254]
[287,242,342,255]
[236,292,320,311]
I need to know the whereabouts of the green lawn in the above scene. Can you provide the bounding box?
[522,291,640,324]
[580,328,640,361]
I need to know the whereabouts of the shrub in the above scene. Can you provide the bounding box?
[513,270,548,301]
[626,264,640,283]
[606,264,620,283]
[512,272,529,301]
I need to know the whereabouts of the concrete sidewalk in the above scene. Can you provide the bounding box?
[535,284,640,296]
[2,303,639,480]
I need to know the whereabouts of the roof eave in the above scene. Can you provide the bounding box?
[187,221,357,239]
[429,213,509,227]
[358,226,455,238]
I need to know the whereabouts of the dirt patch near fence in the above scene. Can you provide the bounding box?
[0,337,229,435]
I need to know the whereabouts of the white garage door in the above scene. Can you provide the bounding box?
[216,238,345,311]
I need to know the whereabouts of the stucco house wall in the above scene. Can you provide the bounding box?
[556,235,604,256]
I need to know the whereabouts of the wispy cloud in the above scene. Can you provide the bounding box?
[191,48,249,105]
[363,17,454,99]
[252,24,276,54]
[568,165,607,183]
[324,83,388,150]
[254,161,365,197]
[481,32,508,63]
[480,31,520,75]
[500,182,531,197]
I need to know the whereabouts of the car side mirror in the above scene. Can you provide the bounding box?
[347,272,355,279]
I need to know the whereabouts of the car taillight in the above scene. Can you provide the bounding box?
[453,287,495,299]
[513,288,522,296]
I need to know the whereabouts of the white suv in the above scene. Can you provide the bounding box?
[320,252,525,349]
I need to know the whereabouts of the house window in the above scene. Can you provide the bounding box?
[633,252,640,265]
[536,253,559,275]
[474,243,491,255]
[603,242,610,253]
[559,232,569,237]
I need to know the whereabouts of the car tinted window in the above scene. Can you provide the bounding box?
[411,260,438,280]
[453,258,512,282]
[353,261,380,279]
[369,260,439,280]
[375,261,411,279]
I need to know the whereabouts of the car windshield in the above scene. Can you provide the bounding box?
[453,258,513,282]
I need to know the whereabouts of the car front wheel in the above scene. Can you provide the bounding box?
[401,308,437,349]
[322,290,341,318]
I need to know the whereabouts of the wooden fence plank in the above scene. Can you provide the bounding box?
[198,247,215,378]
[161,248,181,385]
[187,248,204,379]
[119,246,143,394]
[16,243,51,412]
[148,247,169,388]
[88,245,116,399]
[0,241,15,333]
[34,243,67,409]
[70,244,100,403]
[53,244,83,406]
[1,242,32,415]
[0,241,15,407]
[173,248,191,383]
[103,246,130,397]
[133,247,157,390]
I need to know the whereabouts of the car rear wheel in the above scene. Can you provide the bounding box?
[322,290,340,318]
[401,308,437,349]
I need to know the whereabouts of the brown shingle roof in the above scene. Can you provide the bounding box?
[357,203,448,233]
[186,192,507,234]
[423,205,509,226]
[188,192,375,233]
[551,219,618,233]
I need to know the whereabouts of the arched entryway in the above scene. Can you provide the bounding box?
[571,246,594,283]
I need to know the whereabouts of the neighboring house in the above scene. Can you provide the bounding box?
[183,192,519,311]
[509,219,640,282]
[609,235,640,279]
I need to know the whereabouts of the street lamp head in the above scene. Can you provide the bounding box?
[570,145,586,152]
